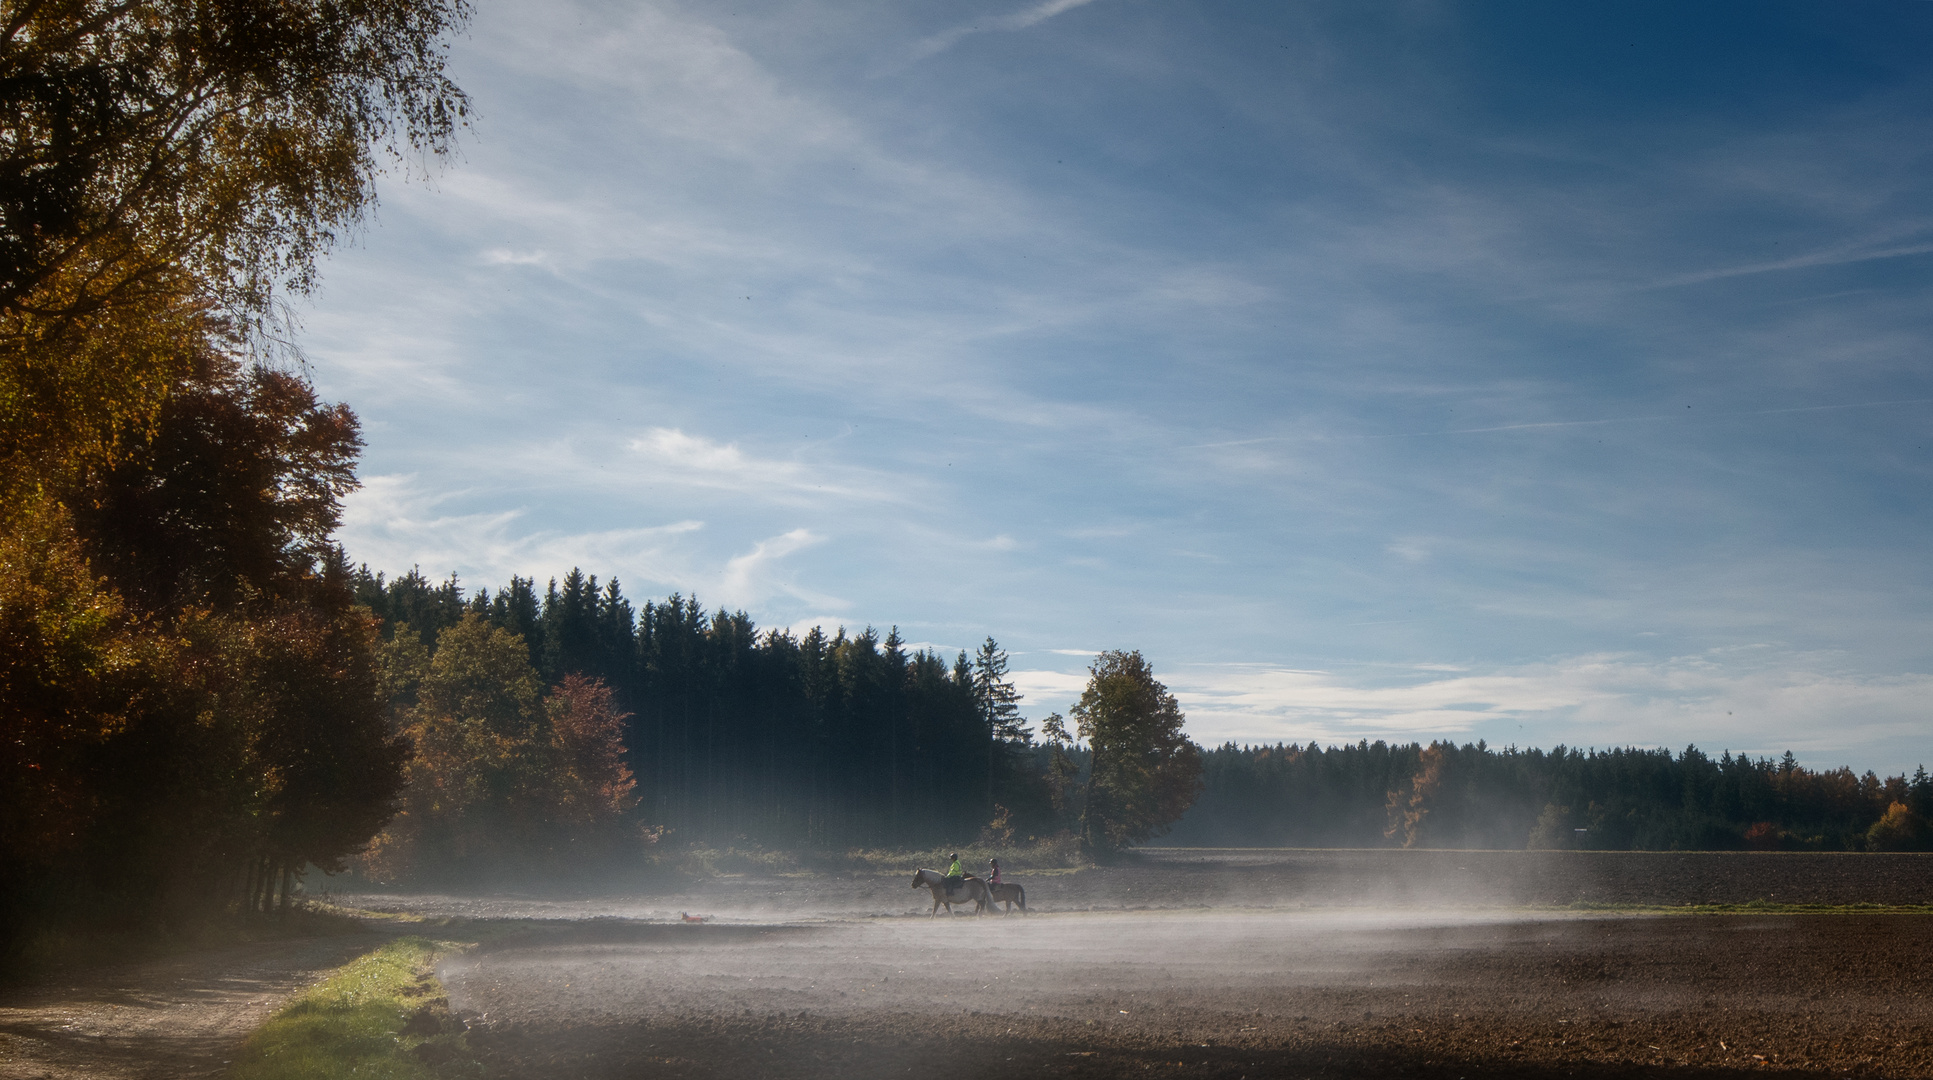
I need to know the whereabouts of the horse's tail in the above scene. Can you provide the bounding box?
[1015,884,1027,911]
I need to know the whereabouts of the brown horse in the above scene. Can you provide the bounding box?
[987,881,1026,914]
[911,868,988,916]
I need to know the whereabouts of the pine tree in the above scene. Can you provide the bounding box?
[972,637,1026,812]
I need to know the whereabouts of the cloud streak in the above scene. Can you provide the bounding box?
[624,428,899,503]
[719,528,842,608]
[1156,655,1933,767]
[909,0,1103,62]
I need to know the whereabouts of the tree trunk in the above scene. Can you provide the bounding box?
[242,857,260,915]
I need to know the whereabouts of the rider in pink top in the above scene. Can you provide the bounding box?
[987,858,1003,886]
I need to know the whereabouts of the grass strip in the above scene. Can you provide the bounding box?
[226,935,474,1080]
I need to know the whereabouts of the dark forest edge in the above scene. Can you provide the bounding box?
[355,566,1933,863]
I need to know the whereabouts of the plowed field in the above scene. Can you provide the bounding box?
[342,850,1933,1078]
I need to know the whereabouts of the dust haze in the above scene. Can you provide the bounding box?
[337,849,1933,1078]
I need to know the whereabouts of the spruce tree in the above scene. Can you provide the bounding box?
[972,637,1026,811]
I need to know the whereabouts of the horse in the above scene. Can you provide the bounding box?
[910,868,988,916]
[987,881,1026,914]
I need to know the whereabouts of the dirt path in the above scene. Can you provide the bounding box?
[0,930,385,1080]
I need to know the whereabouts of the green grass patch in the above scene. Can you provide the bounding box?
[227,936,475,1080]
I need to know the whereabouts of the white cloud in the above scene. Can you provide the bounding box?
[1385,538,1432,563]
[343,474,869,610]
[718,528,841,609]
[909,0,1104,62]
[624,427,898,503]
[480,247,555,269]
[1159,654,1933,767]
[1012,668,1091,703]
[340,474,706,585]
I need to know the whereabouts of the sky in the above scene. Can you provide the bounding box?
[308,0,1933,773]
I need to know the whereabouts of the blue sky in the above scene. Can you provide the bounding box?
[309,0,1933,772]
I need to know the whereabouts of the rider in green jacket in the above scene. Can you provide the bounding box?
[945,853,964,893]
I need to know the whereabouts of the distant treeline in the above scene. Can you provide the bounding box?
[351,568,1062,849]
[1163,739,1933,851]
[353,568,1933,857]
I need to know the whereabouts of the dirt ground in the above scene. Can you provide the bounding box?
[447,911,1933,1079]
[335,848,1933,924]
[362,850,1933,1079]
[8,850,1933,1079]
[0,930,384,1080]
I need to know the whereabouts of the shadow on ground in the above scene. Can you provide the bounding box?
[466,1018,1851,1079]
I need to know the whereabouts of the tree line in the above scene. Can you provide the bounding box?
[347,568,1203,860]
[1,0,468,961]
[1163,739,1933,851]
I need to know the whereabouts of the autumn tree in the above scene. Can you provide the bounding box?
[0,0,468,502]
[1070,650,1203,854]
[545,672,639,828]
[66,351,362,613]
[1,364,404,937]
[1866,802,1931,852]
[363,616,640,882]
[222,599,407,911]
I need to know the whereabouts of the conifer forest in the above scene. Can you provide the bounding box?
[355,567,1933,866]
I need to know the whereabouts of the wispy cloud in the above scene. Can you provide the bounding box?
[909,0,1104,62]
[719,528,842,608]
[624,428,894,501]
[479,247,555,269]
[342,475,838,613]
[1011,668,1091,702]
[1159,655,1933,767]
[1640,241,1933,292]
[339,474,706,590]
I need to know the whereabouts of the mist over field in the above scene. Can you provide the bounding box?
[323,850,1933,1078]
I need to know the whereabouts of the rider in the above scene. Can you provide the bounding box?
[945,852,965,894]
[987,858,1003,887]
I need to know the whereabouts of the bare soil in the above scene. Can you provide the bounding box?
[10,851,1933,1079]
[381,850,1933,1079]
[336,849,1933,924]
[449,912,1933,1079]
